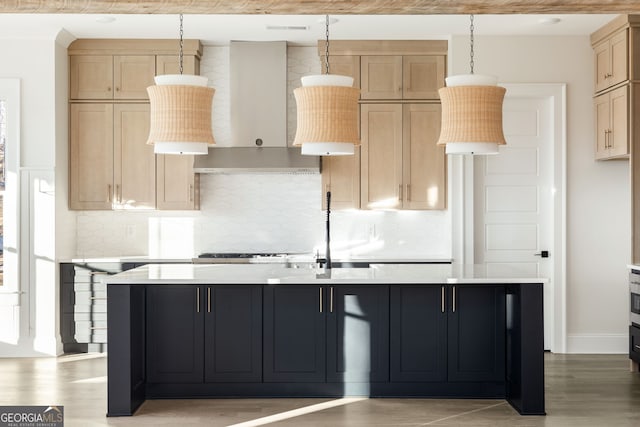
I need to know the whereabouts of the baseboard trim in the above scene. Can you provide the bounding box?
[566,333,628,354]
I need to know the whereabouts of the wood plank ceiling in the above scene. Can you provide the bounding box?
[2,0,640,14]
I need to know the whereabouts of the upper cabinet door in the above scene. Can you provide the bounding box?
[70,55,155,100]
[361,56,403,100]
[113,103,156,209]
[402,104,446,210]
[70,55,114,100]
[402,55,446,100]
[113,55,156,100]
[609,29,629,88]
[321,149,361,210]
[69,103,114,210]
[594,28,628,93]
[156,54,198,76]
[360,103,403,209]
[156,154,199,210]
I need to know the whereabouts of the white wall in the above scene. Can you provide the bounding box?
[74,45,452,260]
[0,35,71,356]
[451,34,631,353]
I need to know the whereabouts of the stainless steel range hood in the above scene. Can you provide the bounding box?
[193,147,319,174]
[194,40,319,174]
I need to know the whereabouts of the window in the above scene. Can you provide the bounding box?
[0,99,5,286]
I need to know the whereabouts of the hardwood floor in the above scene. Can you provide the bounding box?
[1,353,639,426]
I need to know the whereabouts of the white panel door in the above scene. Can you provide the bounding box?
[474,94,555,350]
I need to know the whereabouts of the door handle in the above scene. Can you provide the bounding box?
[207,287,211,313]
[319,287,323,313]
[534,250,550,258]
[441,286,445,313]
[196,288,200,313]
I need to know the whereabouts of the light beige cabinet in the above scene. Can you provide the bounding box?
[318,40,448,211]
[156,155,199,210]
[70,103,156,210]
[360,103,445,210]
[402,104,446,209]
[68,39,203,210]
[69,103,114,210]
[70,55,156,100]
[361,55,445,100]
[593,28,628,93]
[594,85,629,160]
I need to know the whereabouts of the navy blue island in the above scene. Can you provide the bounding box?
[105,263,545,417]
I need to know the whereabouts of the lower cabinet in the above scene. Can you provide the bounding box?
[146,283,504,388]
[390,285,505,383]
[146,285,262,384]
[263,284,390,383]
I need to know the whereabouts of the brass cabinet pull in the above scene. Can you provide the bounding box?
[196,288,200,313]
[207,287,211,313]
[452,286,456,313]
[116,184,121,203]
[319,287,323,313]
[90,297,107,300]
[107,184,112,202]
[89,327,107,330]
[441,286,445,313]
[330,287,334,313]
[398,184,403,201]
[407,184,411,201]
[189,184,194,202]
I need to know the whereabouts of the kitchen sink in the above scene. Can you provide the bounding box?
[284,261,370,269]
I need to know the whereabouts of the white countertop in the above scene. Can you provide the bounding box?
[629,264,640,271]
[104,263,548,285]
[60,255,452,264]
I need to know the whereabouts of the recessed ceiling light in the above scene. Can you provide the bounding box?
[538,17,562,25]
[96,16,116,24]
[266,25,309,31]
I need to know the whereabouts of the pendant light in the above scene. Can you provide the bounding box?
[437,15,506,155]
[146,14,215,155]
[293,15,360,156]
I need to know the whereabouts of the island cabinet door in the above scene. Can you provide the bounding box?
[389,285,447,382]
[146,285,204,384]
[263,285,326,382]
[326,285,390,383]
[204,285,262,383]
[447,285,506,382]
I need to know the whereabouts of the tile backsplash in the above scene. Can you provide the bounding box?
[76,174,451,259]
[73,45,451,260]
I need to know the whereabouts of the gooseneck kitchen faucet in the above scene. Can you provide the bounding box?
[325,191,331,270]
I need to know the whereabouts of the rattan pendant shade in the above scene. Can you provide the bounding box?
[438,15,507,155]
[147,74,215,155]
[437,75,506,155]
[293,75,360,156]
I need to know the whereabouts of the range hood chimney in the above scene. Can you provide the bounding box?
[194,40,319,174]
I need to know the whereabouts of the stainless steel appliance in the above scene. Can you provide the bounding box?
[630,270,640,326]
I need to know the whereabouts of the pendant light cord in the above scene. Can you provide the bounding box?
[469,14,475,75]
[179,14,184,75]
[324,14,330,75]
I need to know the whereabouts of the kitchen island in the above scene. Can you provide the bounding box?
[105,264,545,417]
